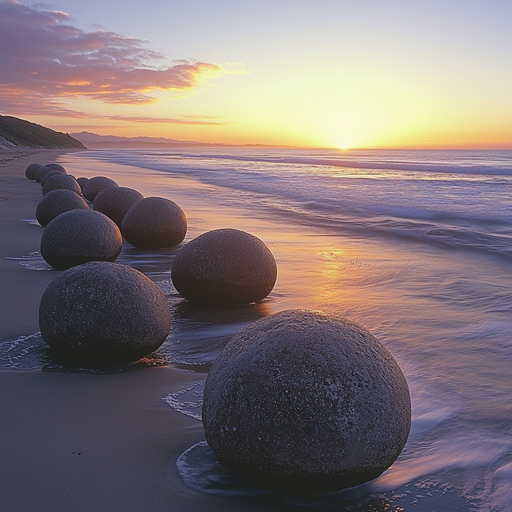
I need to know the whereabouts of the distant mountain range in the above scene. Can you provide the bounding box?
[0,115,285,151]
[71,131,227,149]
[70,131,285,149]
[0,116,86,150]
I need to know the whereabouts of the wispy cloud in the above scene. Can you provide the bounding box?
[0,0,223,112]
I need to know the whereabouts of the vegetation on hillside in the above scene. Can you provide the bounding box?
[0,115,86,149]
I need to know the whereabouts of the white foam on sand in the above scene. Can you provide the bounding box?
[162,381,205,421]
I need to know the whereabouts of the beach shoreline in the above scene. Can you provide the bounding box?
[1,149,507,511]
[0,152,209,511]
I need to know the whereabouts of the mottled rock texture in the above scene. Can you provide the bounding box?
[40,169,64,187]
[36,189,90,227]
[25,163,42,180]
[93,186,144,227]
[35,165,56,183]
[39,261,171,364]
[46,163,67,173]
[82,176,119,202]
[40,209,122,269]
[203,309,411,494]
[76,177,89,192]
[42,174,81,196]
[171,228,277,305]
[121,196,187,249]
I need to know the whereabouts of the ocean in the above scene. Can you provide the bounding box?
[3,147,511,511]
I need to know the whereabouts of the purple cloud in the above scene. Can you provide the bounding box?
[0,1,222,111]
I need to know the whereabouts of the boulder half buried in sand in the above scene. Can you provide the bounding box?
[40,169,64,187]
[82,176,119,202]
[46,163,67,173]
[36,189,89,227]
[40,209,122,270]
[25,163,42,180]
[121,196,187,249]
[202,309,411,494]
[93,186,144,227]
[39,261,171,364]
[35,165,56,183]
[42,174,81,196]
[76,177,89,192]
[171,228,277,305]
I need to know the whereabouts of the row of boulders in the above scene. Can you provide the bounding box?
[25,161,411,495]
[26,161,277,305]
[28,163,188,268]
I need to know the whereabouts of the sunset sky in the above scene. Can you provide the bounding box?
[1,0,512,148]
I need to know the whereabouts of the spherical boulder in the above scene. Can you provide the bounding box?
[41,209,122,270]
[25,163,42,180]
[203,310,411,494]
[35,165,56,183]
[36,189,90,227]
[121,197,187,249]
[39,261,171,364]
[93,186,144,227]
[46,163,67,173]
[40,169,64,187]
[76,177,89,192]
[42,174,82,196]
[171,228,277,305]
[82,176,119,202]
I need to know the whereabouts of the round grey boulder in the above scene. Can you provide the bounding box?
[121,197,187,249]
[171,228,277,305]
[76,177,89,192]
[36,189,90,227]
[46,163,67,173]
[40,169,64,187]
[25,163,42,180]
[82,176,119,202]
[35,165,56,183]
[93,186,144,227]
[42,174,82,196]
[41,209,122,270]
[203,309,411,494]
[39,261,171,364]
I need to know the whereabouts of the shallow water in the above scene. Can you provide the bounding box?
[3,147,511,511]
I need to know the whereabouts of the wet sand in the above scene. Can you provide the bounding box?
[0,150,482,512]
[0,152,280,512]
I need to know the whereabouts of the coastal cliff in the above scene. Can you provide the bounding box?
[0,115,86,150]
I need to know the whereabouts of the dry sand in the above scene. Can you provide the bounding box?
[0,152,276,512]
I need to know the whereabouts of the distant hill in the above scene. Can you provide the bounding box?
[70,131,214,149]
[70,131,284,149]
[0,116,86,149]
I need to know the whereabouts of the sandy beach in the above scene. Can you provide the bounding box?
[0,152,280,512]
[1,148,510,512]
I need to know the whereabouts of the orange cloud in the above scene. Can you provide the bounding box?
[0,1,222,110]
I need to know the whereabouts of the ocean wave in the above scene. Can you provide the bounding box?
[81,148,512,257]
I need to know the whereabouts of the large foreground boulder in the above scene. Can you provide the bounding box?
[203,310,411,494]
[40,209,122,270]
[39,261,171,364]
[42,174,81,196]
[93,186,144,227]
[82,176,119,202]
[171,228,277,305]
[121,197,187,249]
[36,189,90,227]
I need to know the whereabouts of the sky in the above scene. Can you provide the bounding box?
[1,0,512,148]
